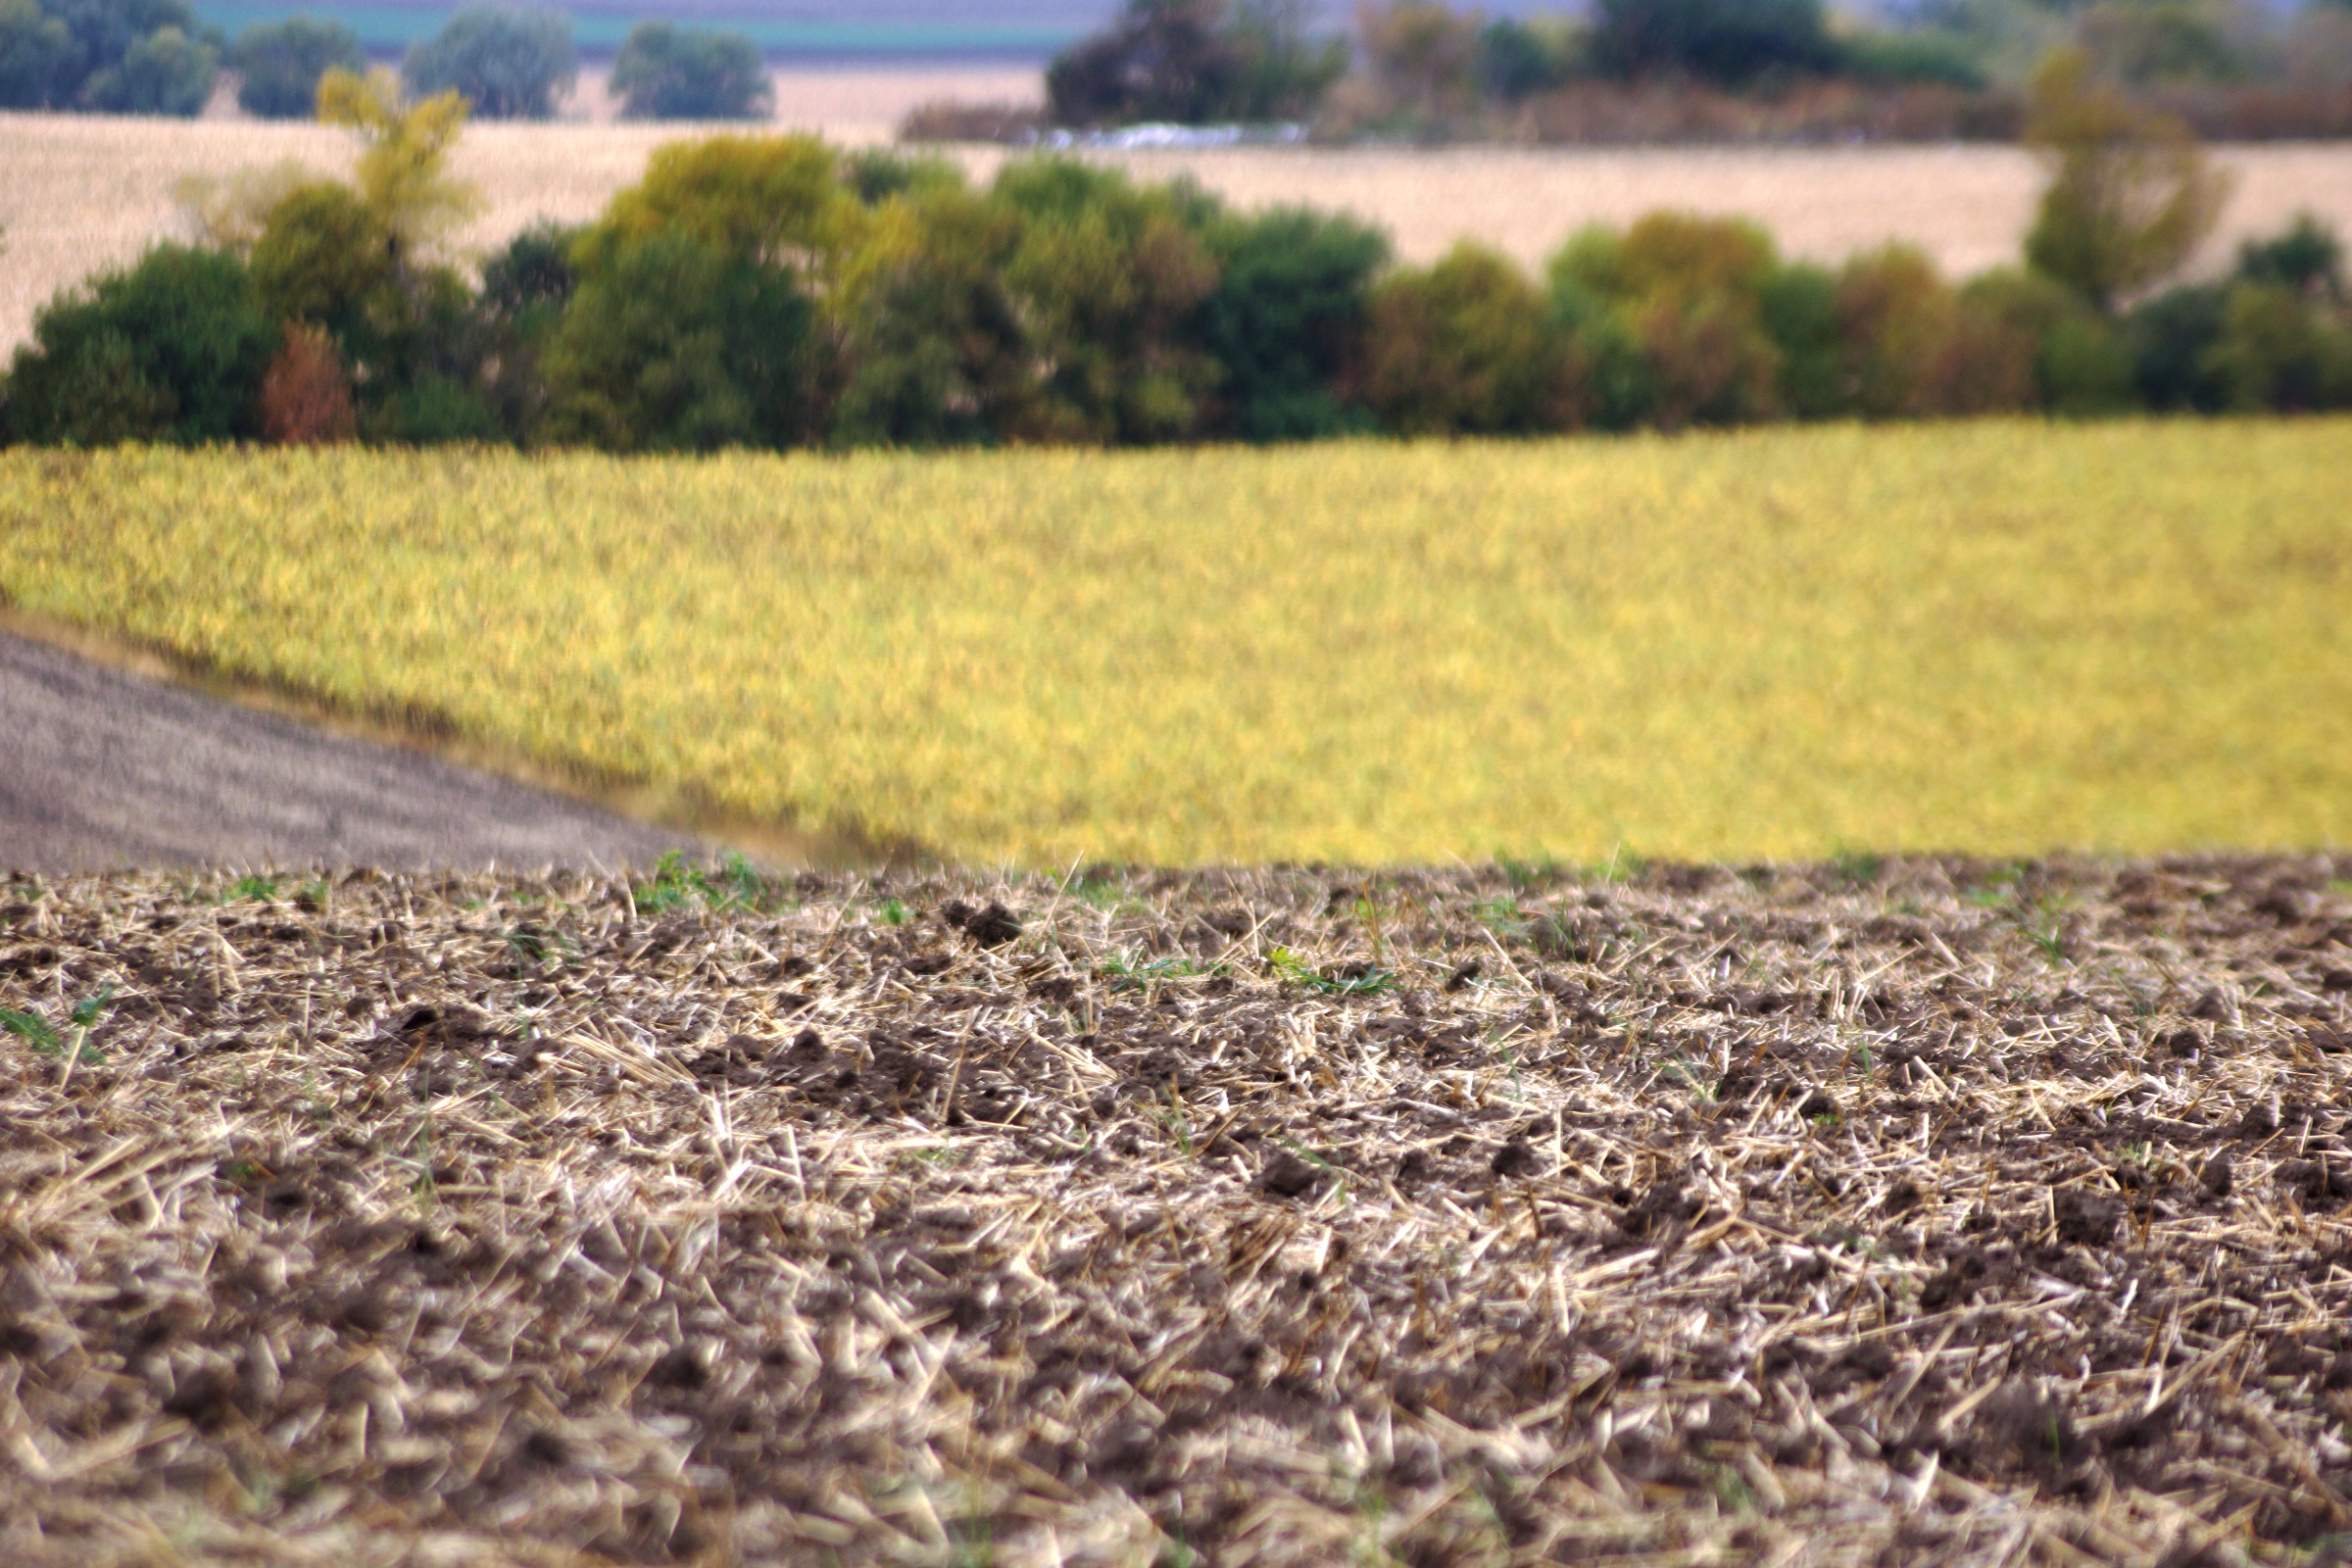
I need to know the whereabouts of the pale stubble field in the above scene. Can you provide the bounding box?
[4,70,2350,354]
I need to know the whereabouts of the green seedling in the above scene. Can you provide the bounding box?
[1268,946,1392,997]
[878,897,910,926]
[225,873,279,904]
[1831,847,1885,887]
[3,984,113,1065]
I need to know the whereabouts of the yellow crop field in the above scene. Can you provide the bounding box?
[1,419,2347,866]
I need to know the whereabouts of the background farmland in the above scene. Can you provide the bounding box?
[6,100,2352,355]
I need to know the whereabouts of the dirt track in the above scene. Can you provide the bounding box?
[0,628,691,872]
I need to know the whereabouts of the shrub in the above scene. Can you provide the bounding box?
[259,321,356,443]
[1192,206,1389,441]
[1835,244,1963,417]
[475,222,581,439]
[1588,0,1842,86]
[544,229,818,451]
[610,21,770,121]
[1355,0,1481,122]
[1047,0,1344,127]
[1361,242,1574,435]
[3,243,273,445]
[228,14,362,118]
[2023,49,2229,309]
[991,159,1223,443]
[403,4,572,120]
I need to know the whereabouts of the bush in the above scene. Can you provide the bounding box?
[1192,206,1389,440]
[1047,0,1344,127]
[403,4,572,120]
[3,243,273,445]
[1588,0,1842,86]
[610,21,770,121]
[2023,49,2229,309]
[258,322,356,443]
[1362,242,1573,434]
[1962,265,2137,414]
[2235,211,2344,299]
[229,14,361,118]
[991,159,1223,442]
[1757,261,1843,418]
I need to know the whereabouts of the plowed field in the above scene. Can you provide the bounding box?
[4,856,2351,1564]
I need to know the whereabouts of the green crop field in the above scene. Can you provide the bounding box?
[2,417,2347,866]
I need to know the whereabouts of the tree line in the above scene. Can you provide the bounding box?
[0,0,768,121]
[2,56,2346,453]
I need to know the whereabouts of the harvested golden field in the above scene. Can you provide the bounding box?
[2,420,2348,867]
[4,856,2352,1566]
[5,110,2350,354]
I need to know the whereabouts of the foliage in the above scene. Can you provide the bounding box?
[990,159,1222,443]
[829,178,1034,448]
[402,3,572,120]
[1474,15,1580,100]
[591,133,855,283]
[316,67,478,266]
[1355,0,1482,122]
[1588,0,1842,86]
[543,230,817,452]
[1361,242,1574,434]
[249,180,390,333]
[609,21,770,122]
[258,321,356,443]
[86,19,213,112]
[0,0,79,109]
[1046,0,1344,127]
[1553,213,1783,425]
[1,243,272,445]
[227,14,361,119]
[2022,48,2229,309]
[4,422,2349,865]
[1192,205,1389,440]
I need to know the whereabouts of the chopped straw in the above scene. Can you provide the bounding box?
[0,853,2349,1565]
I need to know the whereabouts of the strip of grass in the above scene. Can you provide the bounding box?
[2,418,2346,864]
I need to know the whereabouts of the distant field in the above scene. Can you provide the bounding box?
[1,421,2347,866]
[5,104,2350,354]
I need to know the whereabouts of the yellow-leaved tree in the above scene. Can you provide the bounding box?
[314,65,479,276]
[2023,48,2230,311]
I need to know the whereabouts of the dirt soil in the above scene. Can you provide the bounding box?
[5,857,2352,1564]
[0,627,690,872]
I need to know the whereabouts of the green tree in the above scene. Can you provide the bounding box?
[990,159,1223,443]
[610,21,771,121]
[543,230,817,450]
[1192,205,1388,440]
[0,0,79,107]
[1361,241,1574,435]
[1550,213,1783,426]
[829,179,1034,448]
[228,14,362,118]
[3,243,274,444]
[1047,0,1345,127]
[402,3,572,120]
[2022,48,2229,310]
[86,21,215,113]
[1589,0,1841,85]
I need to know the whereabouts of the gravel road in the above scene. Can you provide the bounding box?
[0,628,694,871]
